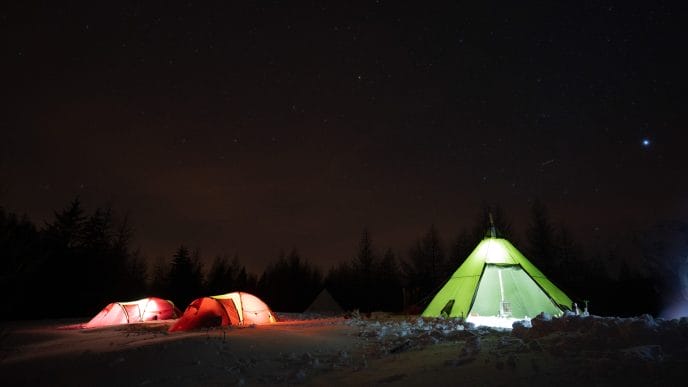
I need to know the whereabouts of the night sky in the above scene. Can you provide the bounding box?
[2,2,686,272]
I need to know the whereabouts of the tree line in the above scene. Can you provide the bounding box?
[1,198,685,320]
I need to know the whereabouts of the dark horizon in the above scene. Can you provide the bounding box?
[2,196,683,275]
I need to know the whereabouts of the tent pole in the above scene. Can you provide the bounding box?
[498,269,505,316]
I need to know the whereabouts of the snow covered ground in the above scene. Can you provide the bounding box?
[1,313,687,386]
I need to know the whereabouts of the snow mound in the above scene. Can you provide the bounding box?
[511,313,688,361]
[345,316,485,358]
[347,316,470,340]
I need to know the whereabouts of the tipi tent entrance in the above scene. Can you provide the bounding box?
[467,264,564,328]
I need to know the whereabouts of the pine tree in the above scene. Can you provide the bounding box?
[39,198,88,316]
[448,229,472,270]
[353,229,375,275]
[376,248,402,311]
[43,197,85,250]
[352,229,377,311]
[168,245,203,307]
[402,224,446,304]
[526,199,556,275]
[122,249,148,300]
[257,249,322,312]
[0,208,42,319]
[554,226,581,284]
[325,261,354,311]
[150,256,169,298]
[206,255,231,294]
[81,207,113,251]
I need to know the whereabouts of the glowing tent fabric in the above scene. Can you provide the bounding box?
[422,236,573,327]
[84,297,180,328]
[169,292,276,332]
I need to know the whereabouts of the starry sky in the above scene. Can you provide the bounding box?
[2,1,686,272]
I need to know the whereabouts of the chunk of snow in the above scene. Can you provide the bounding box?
[622,345,664,362]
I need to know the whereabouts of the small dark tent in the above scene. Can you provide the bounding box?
[305,288,344,314]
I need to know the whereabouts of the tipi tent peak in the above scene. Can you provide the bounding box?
[84,297,180,328]
[422,234,573,328]
[169,291,276,332]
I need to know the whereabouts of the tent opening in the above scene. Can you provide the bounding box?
[440,300,455,317]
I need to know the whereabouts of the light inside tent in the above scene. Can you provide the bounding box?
[466,315,529,329]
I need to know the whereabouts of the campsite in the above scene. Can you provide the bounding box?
[3,228,688,385]
[2,197,688,386]
[3,1,687,385]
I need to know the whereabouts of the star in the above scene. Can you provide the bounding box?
[641,138,651,148]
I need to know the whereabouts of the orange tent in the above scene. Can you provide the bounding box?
[169,292,276,332]
[84,297,180,328]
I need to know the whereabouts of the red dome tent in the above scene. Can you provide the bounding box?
[169,292,276,332]
[84,297,180,328]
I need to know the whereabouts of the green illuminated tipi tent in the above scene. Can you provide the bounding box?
[422,225,573,327]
